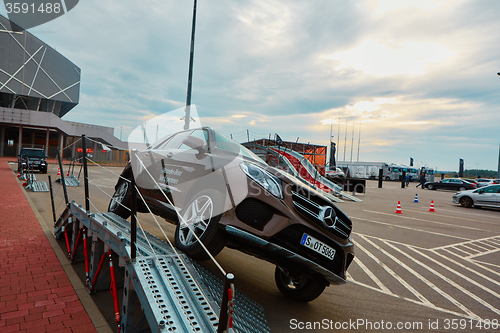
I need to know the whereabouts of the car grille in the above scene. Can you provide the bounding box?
[291,189,351,239]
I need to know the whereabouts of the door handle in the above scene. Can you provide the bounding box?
[166,152,173,158]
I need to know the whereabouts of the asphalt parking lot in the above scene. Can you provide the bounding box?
[18,162,500,332]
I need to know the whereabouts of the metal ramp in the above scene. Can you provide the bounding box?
[338,191,363,202]
[19,173,36,181]
[56,175,80,187]
[244,143,357,203]
[19,172,49,192]
[27,181,49,192]
[54,202,271,333]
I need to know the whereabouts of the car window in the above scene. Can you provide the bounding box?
[22,149,45,158]
[214,131,261,161]
[482,186,500,194]
[178,129,208,151]
[442,179,450,183]
[154,132,189,150]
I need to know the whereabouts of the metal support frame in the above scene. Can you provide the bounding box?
[48,176,57,223]
[57,150,69,205]
[54,203,271,333]
[82,135,90,214]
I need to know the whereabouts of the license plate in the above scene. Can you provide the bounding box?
[300,233,336,260]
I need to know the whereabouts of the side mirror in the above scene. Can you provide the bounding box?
[478,190,484,194]
[183,136,206,156]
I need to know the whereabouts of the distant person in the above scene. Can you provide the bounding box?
[416,173,426,188]
[405,173,410,187]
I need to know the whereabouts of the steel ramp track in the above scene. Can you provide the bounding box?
[20,174,36,181]
[28,181,49,192]
[56,175,80,186]
[57,202,271,333]
[339,191,363,202]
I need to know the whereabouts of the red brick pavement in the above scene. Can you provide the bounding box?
[0,159,97,333]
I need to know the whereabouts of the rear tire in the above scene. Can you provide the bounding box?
[108,178,131,219]
[274,267,327,302]
[427,184,434,190]
[174,189,226,261]
[459,186,466,191]
[460,197,473,208]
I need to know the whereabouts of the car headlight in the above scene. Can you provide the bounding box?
[240,162,283,199]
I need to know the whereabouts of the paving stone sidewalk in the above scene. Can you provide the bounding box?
[0,159,97,333]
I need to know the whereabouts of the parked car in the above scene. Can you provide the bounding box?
[463,178,479,186]
[424,178,476,191]
[108,127,354,302]
[325,167,346,181]
[452,185,500,208]
[17,148,48,173]
[475,179,496,187]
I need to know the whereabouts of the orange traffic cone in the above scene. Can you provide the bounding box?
[57,168,61,176]
[17,171,21,178]
[66,169,70,177]
[395,201,403,214]
[428,200,435,212]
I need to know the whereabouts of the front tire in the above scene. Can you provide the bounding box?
[108,178,131,219]
[460,197,473,208]
[459,186,466,191]
[274,267,327,302]
[427,184,434,190]
[174,189,226,261]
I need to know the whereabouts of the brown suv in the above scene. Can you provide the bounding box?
[108,127,354,302]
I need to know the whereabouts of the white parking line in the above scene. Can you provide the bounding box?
[415,207,500,222]
[409,246,500,316]
[363,209,493,232]
[467,248,500,259]
[459,244,481,254]
[352,256,392,294]
[352,216,471,241]
[431,249,500,287]
[357,235,433,307]
[379,240,481,319]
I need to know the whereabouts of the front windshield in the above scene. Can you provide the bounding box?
[22,149,44,158]
[214,131,261,162]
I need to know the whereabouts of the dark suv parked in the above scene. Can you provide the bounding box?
[18,148,48,173]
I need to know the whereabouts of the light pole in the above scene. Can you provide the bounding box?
[184,0,198,130]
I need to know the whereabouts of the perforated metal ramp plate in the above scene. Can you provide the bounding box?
[193,264,272,333]
[30,181,49,192]
[64,175,80,187]
[78,210,272,332]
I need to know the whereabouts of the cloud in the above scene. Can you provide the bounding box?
[2,0,499,170]
[326,39,454,76]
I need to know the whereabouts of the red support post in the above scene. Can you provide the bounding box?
[108,250,121,332]
[217,273,235,333]
[64,227,71,257]
[90,252,107,293]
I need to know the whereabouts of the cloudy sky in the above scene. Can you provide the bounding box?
[3,0,500,171]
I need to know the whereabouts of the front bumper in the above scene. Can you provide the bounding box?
[224,225,354,285]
